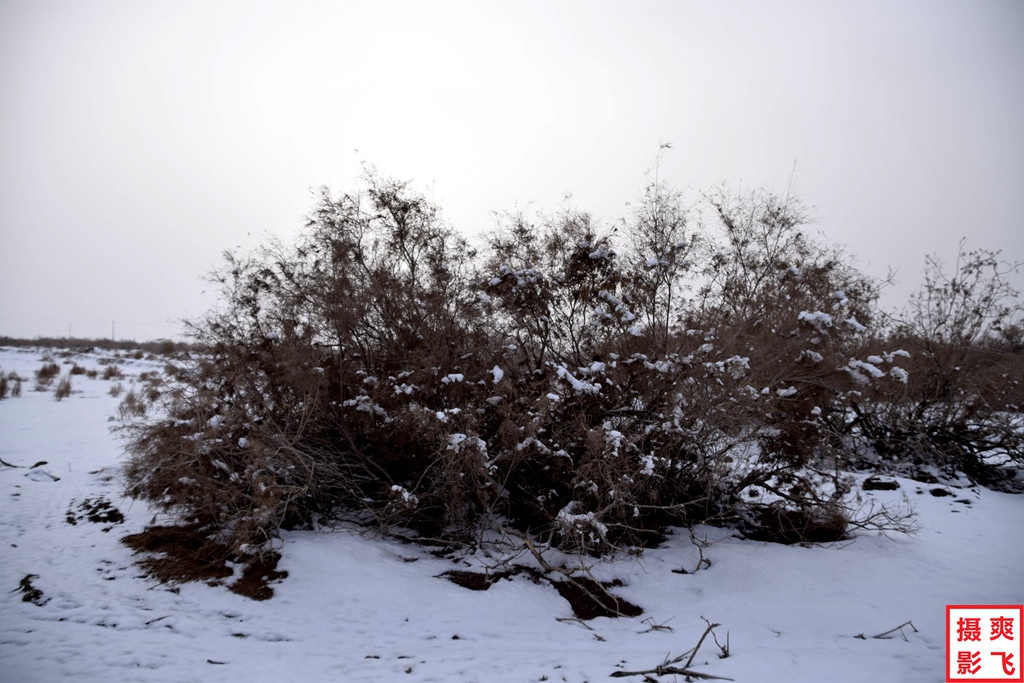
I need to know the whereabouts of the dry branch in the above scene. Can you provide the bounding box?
[612,619,733,680]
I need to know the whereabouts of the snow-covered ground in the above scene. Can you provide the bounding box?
[1,345,1022,683]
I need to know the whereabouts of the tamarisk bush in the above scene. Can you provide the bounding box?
[123,169,974,561]
[847,242,1024,489]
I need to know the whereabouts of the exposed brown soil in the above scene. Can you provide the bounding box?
[122,524,287,601]
[441,567,642,620]
[862,476,900,491]
[741,505,848,545]
[442,569,514,591]
[230,552,288,601]
[550,577,643,620]
[18,574,48,606]
[66,497,125,528]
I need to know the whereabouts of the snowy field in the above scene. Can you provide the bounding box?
[1,345,1022,683]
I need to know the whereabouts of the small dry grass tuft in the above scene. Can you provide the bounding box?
[101,364,125,381]
[34,362,60,391]
[140,373,163,402]
[117,390,147,418]
[108,382,124,398]
[54,376,72,401]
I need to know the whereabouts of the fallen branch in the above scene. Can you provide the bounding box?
[610,666,734,680]
[612,619,734,681]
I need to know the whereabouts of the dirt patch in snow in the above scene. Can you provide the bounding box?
[549,576,641,620]
[442,567,642,620]
[122,524,287,601]
[66,497,125,529]
[17,574,48,606]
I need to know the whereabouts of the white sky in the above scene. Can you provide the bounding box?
[2,0,1022,341]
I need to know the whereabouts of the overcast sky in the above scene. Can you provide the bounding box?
[2,0,1022,341]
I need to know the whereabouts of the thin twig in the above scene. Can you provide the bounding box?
[611,666,733,681]
[613,620,733,680]
[872,620,917,641]
[684,620,719,669]
[556,617,593,631]
[639,616,675,634]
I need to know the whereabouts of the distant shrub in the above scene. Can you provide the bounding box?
[5,372,23,398]
[108,382,124,398]
[34,362,61,391]
[118,390,147,419]
[54,376,72,401]
[69,364,87,375]
[36,362,60,380]
[101,365,124,381]
[0,336,201,357]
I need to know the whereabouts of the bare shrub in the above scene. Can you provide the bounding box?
[118,390,147,418]
[101,364,124,380]
[849,241,1023,489]
[108,382,124,398]
[34,362,61,391]
[54,376,72,401]
[69,364,87,375]
[0,372,7,400]
[123,167,917,559]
